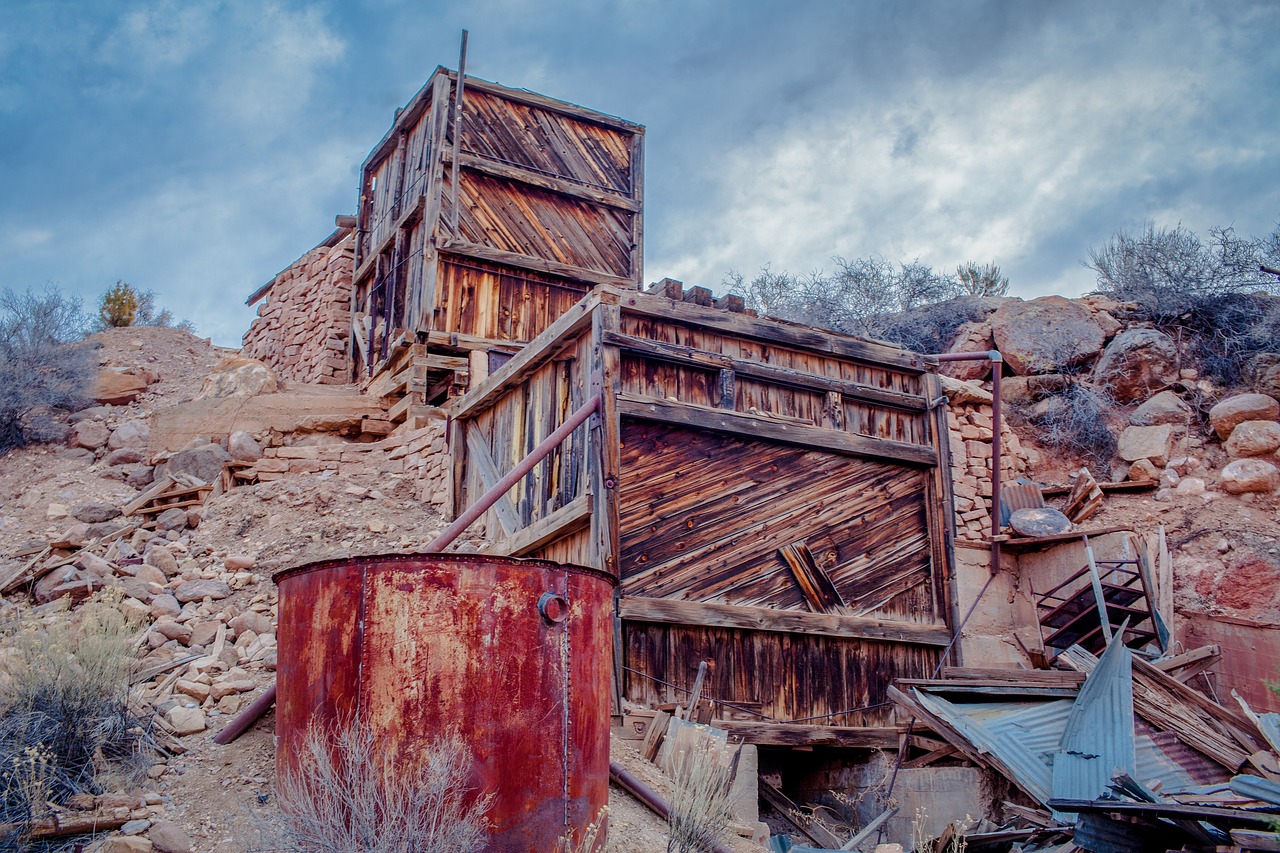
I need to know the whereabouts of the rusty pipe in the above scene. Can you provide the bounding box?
[426,391,603,552]
[609,762,736,853]
[213,684,277,745]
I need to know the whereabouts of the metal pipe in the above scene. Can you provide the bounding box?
[213,684,277,745]
[426,391,603,552]
[608,761,736,853]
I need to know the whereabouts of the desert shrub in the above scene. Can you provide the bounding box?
[0,595,152,845]
[268,718,491,853]
[98,281,140,328]
[877,296,990,354]
[955,261,1009,297]
[665,732,738,853]
[1021,383,1117,467]
[0,287,92,455]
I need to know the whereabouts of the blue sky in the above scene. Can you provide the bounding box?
[2,0,1278,346]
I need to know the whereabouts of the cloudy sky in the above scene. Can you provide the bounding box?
[2,0,1278,346]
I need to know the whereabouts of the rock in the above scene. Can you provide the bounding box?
[93,367,154,406]
[225,553,256,571]
[990,296,1106,375]
[148,594,182,619]
[74,553,115,578]
[121,819,151,835]
[33,567,79,604]
[1009,507,1072,536]
[1117,424,1180,467]
[69,405,112,424]
[145,546,180,577]
[197,356,278,399]
[1225,420,1280,458]
[227,431,263,462]
[229,610,272,637]
[105,447,145,466]
[1252,357,1280,403]
[166,443,231,486]
[132,563,166,586]
[1209,393,1280,439]
[71,501,121,524]
[68,420,110,450]
[1001,374,1071,406]
[1092,309,1123,338]
[165,705,206,736]
[98,836,153,853]
[1221,458,1280,494]
[1130,390,1192,426]
[1091,329,1179,403]
[45,503,68,519]
[62,448,97,464]
[154,508,188,533]
[117,578,155,603]
[174,680,210,702]
[108,419,151,452]
[210,678,256,700]
[147,820,192,853]
[152,620,193,644]
[188,621,220,647]
[939,321,996,381]
[938,375,992,405]
[174,579,232,603]
[1175,477,1206,495]
[125,465,155,489]
[261,647,278,670]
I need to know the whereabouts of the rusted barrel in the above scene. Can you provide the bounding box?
[273,553,615,851]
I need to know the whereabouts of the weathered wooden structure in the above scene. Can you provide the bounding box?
[352,66,644,418]
[449,286,956,733]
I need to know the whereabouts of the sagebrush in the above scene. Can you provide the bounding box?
[267,718,492,853]
[1021,383,1117,467]
[665,731,739,853]
[0,594,152,847]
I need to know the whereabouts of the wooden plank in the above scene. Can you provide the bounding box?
[894,680,1079,699]
[450,290,608,419]
[459,72,645,134]
[759,781,846,848]
[481,493,592,557]
[450,150,640,211]
[641,709,671,762]
[1152,644,1221,676]
[463,424,521,536]
[779,541,846,612]
[997,526,1131,552]
[616,393,937,468]
[440,240,636,289]
[902,745,959,769]
[618,597,951,646]
[618,289,927,373]
[717,721,901,749]
[940,667,1085,685]
[1047,798,1279,827]
[603,330,928,412]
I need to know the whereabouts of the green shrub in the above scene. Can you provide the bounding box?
[98,281,139,328]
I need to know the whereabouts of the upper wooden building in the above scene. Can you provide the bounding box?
[352,66,644,412]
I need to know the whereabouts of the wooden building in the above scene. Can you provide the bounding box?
[352,66,644,419]
[448,285,956,738]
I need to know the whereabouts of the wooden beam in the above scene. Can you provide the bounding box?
[619,597,951,646]
[439,240,636,289]
[481,494,592,557]
[616,393,937,468]
[779,541,845,612]
[602,331,928,412]
[615,289,927,373]
[449,150,640,212]
[352,194,425,285]
[758,781,846,849]
[455,71,645,135]
[718,720,902,749]
[464,424,521,537]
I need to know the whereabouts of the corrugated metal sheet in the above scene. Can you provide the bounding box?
[1231,774,1280,806]
[1052,640,1135,809]
[1257,713,1280,754]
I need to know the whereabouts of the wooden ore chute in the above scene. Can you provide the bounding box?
[351,65,644,400]
[447,287,958,731]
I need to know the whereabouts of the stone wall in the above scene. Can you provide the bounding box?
[942,380,1029,543]
[242,235,354,385]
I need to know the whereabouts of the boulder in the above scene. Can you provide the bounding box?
[74,553,114,578]
[147,820,192,853]
[1252,358,1280,403]
[99,837,153,853]
[1220,458,1280,494]
[1117,424,1181,467]
[228,610,272,637]
[33,566,79,604]
[938,375,992,405]
[227,430,263,462]
[149,594,182,619]
[166,443,231,486]
[939,321,996,381]
[196,356,278,399]
[1001,374,1071,406]
[154,508,188,532]
[71,501,121,524]
[68,420,109,450]
[1225,420,1280,458]
[165,705,206,736]
[1209,393,1280,439]
[108,418,151,452]
[1126,458,1161,482]
[1091,329,1178,403]
[225,553,256,571]
[104,447,145,466]
[1130,390,1192,426]
[174,579,231,603]
[152,620,193,644]
[144,546,180,576]
[125,464,155,489]
[990,297,1106,375]
[92,367,154,406]
[1009,507,1072,536]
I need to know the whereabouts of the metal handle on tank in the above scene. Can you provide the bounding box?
[537,592,568,624]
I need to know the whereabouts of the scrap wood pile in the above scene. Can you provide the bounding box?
[887,641,1280,853]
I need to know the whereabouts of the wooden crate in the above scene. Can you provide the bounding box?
[449,286,957,727]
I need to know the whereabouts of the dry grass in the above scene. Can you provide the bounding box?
[664,730,739,853]
[266,717,492,853]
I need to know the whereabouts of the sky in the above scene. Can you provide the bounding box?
[2,0,1278,347]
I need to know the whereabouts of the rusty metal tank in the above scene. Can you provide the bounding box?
[273,553,616,851]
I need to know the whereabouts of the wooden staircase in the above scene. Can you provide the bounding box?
[363,339,469,435]
[1035,535,1163,655]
